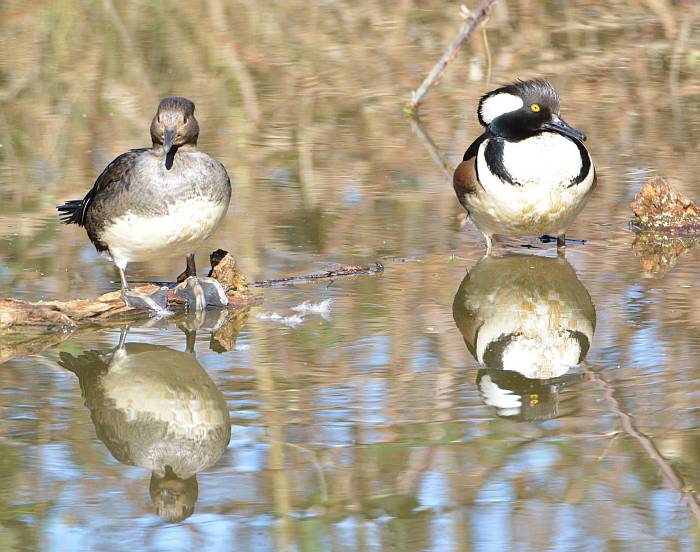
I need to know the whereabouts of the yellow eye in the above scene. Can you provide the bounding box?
[531,104,541,112]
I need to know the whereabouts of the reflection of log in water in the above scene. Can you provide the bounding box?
[59,335,231,522]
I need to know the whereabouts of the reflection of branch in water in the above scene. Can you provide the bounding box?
[409,116,454,182]
[584,365,700,523]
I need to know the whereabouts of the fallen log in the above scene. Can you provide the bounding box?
[0,251,382,332]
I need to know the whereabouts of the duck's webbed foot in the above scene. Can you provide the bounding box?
[122,287,170,313]
[175,276,228,311]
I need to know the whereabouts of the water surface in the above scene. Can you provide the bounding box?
[1,1,700,550]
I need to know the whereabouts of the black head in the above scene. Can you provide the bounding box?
[150,467,198,523]
[150,97,200,164]
[477,79,586,142]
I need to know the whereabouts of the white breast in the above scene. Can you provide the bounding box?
[472,284,594,379]
[102,350,229,438]
[467,133,595,237]
[102,196,228,266]
[501,133,583,186]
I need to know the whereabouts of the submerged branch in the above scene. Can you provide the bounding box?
[409,116,454,181]
[406,0,499,113]
[251,262,383,288]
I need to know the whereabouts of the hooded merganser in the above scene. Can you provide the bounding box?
[453,79,596,254]
[59,329,231,522]
[452,254,595,420]
[58,97,231,311]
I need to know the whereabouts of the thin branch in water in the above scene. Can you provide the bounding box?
[584,365,700,524]
[406,0,499,113]
[409,116,454,181]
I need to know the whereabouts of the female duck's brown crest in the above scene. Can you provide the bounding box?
[150,96,200,158]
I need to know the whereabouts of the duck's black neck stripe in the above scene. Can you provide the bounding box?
[484,138,519,187]
[463,133,487,162]
[569,138,592,187]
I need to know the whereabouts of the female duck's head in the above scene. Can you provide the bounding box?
[477,79,586,143]
[150,96,200,166]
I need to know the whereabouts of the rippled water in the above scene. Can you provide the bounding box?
[2,1,700,550]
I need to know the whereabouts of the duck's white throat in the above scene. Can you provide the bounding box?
[479,93,524,124]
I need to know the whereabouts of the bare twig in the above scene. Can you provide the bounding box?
[584,365,700,523]
[251,262,384,287]
[406,0,499,113]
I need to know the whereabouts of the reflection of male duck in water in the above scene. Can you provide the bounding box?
[59,331,231,522]
[453,254,595,420]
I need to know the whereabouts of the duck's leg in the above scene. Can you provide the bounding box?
[557,234,566,256]
[176,253,197,283]
[118,265,169,312]
[484,233,494,256]
[174,253,228,310]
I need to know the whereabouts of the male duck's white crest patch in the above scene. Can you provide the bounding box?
[479,93,524,124]
[479,375,521,417]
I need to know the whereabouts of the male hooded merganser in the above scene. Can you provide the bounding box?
[453,79,596,254]
[58,97,231,311]
[452,254,595,419]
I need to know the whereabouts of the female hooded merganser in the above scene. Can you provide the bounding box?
[59,329,230,522]
[58,97,231,311]
[453,80,595,254]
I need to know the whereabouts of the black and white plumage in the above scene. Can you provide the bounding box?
[453,80,596,254]
[452,254,595,420]
[58,97,231,311]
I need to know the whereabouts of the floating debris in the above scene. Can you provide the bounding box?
[630,177,700,276]
[256,312,305,327]
[630,176,700,234]
[252,262,383,287]
[291,299,332,319]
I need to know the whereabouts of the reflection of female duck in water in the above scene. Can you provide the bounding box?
[59,336,231,522]
[452,254,596,420]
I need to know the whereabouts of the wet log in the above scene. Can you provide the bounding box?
[630,177,700,276]
[0,251,381,332]
[208,248,249,295]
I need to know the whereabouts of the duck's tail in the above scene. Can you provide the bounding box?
[57,199,84,225]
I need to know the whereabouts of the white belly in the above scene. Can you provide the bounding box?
[468,134,595,237]
[101,197,228,266]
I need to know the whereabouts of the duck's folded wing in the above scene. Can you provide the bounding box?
[453,134,486,207]
[57,148,148,226]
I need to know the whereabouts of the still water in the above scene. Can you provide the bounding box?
[2,1,700,550]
